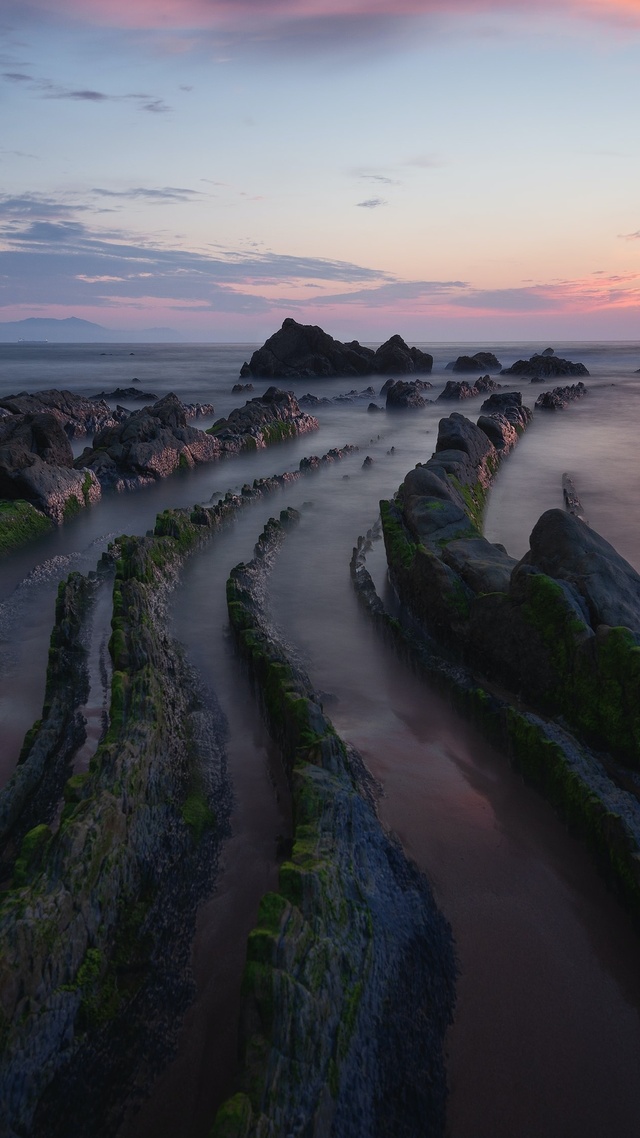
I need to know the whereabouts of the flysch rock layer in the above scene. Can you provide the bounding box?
[377,393,640,913]
[215,514,455,1138]
[0,444,361,1137]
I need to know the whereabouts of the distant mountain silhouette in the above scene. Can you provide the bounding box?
[0,317,183,343]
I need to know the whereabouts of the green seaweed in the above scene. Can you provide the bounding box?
[0,499,53,555]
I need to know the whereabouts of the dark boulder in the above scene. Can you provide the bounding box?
[0,411,73,468]
[535,382,587,410]
[480,390,532,432]
[368,403,383,413]
[437,376,501,401]
[450,352,502,373]
[385,381,429,410]
[501,355,589,380]
[0,412,100,521]
[373,334,433,375]
[521,508,640,633]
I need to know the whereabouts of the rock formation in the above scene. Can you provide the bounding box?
[215,514,455,1137]
[447,352,502,373]
[380,402,640,772]
[75,393,220,490]
[239,319,433,379]
[534,382,587,410]
[437,376,502,401]
[501,354,589,380]
[207,386,318,452]
[0,412,101,522]
[0,389,126,438]
[385,379,431,409]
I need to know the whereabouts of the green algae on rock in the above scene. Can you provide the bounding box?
[0,498,54,553]
[217,513,455,1138]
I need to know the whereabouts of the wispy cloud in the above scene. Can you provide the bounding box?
[354,171,401,185]
[356,197,387,209]
[0,69,171,112]
[0,205,394,314]
[620,230,640,240]
[92,186,203,202]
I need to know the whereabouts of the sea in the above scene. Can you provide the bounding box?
[2,340,640,1138]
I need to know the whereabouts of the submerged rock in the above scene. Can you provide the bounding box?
[240,318,433,379]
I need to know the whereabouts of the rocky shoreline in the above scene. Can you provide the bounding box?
[215,513,455,1137]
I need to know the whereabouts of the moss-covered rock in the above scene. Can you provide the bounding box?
[217,515,455,1138]
[0,498,53,554]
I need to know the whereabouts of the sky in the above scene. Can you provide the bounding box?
[1,0,640,342]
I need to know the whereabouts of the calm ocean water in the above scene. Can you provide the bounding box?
[3,339,640,1138]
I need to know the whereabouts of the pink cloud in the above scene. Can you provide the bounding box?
[22,0,640,31]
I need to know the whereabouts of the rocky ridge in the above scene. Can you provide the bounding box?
[0,443,364,1135]
[378,398,640,908]
[214,515,455,1137]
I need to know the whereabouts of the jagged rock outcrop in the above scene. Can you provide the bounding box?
[385,379,430,409]
[0,412,101,522]
[75,393,221,490]
[207,386,318,452]
[372,333,434,375]
[447,351,502,373]
[0,390,126,438]
[437,376,502,401]
[239,319,433,379]
[215,516,455,1138]
[501,354,589,380]
[535,382,587,410]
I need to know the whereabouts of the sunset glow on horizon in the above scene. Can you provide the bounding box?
[1,0,639,340]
